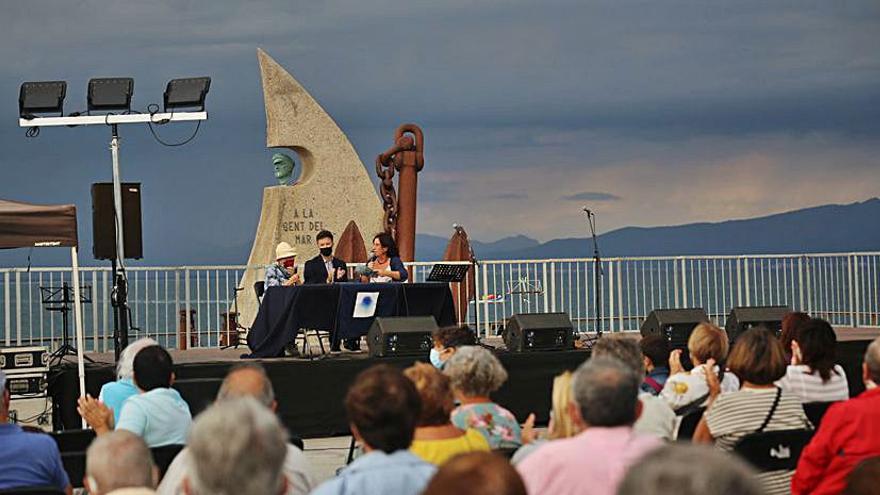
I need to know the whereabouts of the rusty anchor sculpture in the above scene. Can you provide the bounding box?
[376,124,425,262]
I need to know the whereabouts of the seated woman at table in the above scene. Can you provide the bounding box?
[360,232,409,283]
[265,241,301,287]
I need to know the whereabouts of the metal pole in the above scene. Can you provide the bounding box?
[109,125,129,355]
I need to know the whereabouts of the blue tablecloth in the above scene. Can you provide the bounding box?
[245,282,455,358]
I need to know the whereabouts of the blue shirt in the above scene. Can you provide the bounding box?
[311,450,435,495]
[116,387,192,447]
[265,263,292,288]
[99,378,139,425]
[641,366,670,395]
[0,424,70,491]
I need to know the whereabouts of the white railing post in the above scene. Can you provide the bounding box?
[680,258,688,308]
[184,268,192,350]
[608,261,616,332]
[673,260,680,308]
[481,263,490,339]
[4,271,10,346]
[617,260,625,330]
[549,261,557,313]
[542,262,550,313]
[15,271,22,347]
[849,254,858,327]
[798,257,805,312]
[743,258,751,306]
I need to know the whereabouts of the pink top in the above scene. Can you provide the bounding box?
[516,426,661,495]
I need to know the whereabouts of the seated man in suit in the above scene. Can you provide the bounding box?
[304,230,354,352]
[304,230,348,285]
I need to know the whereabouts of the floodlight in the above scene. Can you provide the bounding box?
[19,81,67,118]
[164,77,211,112]
[88,78,134,112]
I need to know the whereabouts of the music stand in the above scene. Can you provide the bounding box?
[41,283,93,364]
[427,264,470,283]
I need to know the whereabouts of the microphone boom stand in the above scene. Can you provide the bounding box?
[584,210,603,345]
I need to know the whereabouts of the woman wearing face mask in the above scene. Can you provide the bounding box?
[430,325,478,370]
[360,233,409,283]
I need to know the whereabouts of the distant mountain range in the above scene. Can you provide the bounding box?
[415,198,880,260]
[4,198,878,267]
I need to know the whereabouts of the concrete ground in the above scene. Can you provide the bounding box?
[302,436,355,484]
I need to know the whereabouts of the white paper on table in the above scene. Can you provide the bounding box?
[353,292,380,318]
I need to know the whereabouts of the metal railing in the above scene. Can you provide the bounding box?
[2,252,878,351]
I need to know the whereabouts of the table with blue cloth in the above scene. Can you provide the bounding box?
[245,282,457,358]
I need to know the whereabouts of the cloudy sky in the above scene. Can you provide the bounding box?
[2,1,879,264]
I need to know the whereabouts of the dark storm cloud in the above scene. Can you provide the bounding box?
[562,192,621,202]
[0,0,878,262]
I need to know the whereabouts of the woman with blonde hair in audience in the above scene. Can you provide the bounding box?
[660,323,739,412]
[694,327,812,495]
[511,371,581,464]
[444,346,522,449]
[776,318,849,403]
[404,363,490,465]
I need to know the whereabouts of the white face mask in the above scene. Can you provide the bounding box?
[429,348,445,369]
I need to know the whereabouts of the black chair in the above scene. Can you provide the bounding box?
[733,428,815,472]
[60,451,87,488]
[676,407,706,441]
[803,401,837,429]
[151,444,186,481]
[492,447,519,460]
[50,429,96,453]
[0,487,66,495]
[290,435,305,451]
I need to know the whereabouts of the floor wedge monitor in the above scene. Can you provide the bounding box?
[504,312,575,352]
[367,316,438,358]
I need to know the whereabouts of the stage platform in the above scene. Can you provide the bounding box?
[49,328,880,439]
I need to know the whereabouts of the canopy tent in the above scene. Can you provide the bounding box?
[0,198,87,415]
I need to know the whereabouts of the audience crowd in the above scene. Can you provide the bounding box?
[2,317,880,495]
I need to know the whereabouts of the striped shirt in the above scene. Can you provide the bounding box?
[706,387,813,495]
[775,364,849,403]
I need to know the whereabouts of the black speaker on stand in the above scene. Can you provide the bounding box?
[91,182,143,360]
[725,306,790,343]
[640,308,709,370]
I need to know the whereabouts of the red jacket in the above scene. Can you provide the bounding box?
[792,387,880,495]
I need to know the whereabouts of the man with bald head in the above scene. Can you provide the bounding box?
[158,364,315,495]
[85,430,157,495]
[792,336,880,494]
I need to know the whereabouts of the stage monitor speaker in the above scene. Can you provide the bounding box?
[640,308,709,369]
[504,312,575,352]
[367,316,438,358]
[725,306,790,343]
[91,182,143,260]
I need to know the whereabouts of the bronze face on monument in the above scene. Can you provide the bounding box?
[272,153,297,186]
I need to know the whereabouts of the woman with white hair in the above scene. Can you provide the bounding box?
[98,338,158,424]
[444,346,522,449]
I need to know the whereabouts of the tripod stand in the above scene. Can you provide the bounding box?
[41,283,93,364]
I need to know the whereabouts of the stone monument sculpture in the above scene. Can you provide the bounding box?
[238,49,385,326]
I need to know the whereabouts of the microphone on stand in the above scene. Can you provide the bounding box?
[582,206,592,216]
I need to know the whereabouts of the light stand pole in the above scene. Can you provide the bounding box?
[109,123,130,359]
[19,110,208,360]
